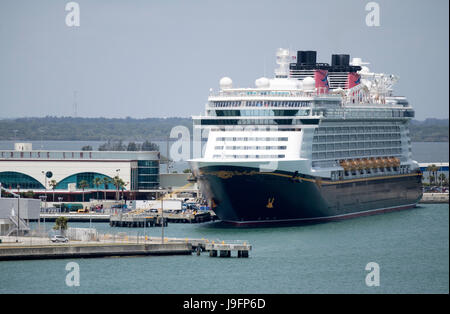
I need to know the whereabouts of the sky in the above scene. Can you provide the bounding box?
[0,0,448,120]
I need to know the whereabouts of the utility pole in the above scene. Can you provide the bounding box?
[17,185,20,240]
[161,190,164,244]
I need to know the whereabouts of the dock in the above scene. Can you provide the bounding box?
[0,235,252,260]
[165,211,217,223]
[38,213,110,222]
[205,241,252,258]
[0,242,192,261]
[420,192,449,204]
[166,238,252,258]
[109,211,218,227]
[109,215,167,228]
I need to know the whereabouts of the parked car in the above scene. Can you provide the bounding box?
[51,235,69,243]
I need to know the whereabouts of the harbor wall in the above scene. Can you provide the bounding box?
[0,242,192,261]
[420,193,449,204]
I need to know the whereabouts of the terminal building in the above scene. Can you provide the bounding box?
[0,143,162,201]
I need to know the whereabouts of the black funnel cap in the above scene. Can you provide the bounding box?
[297,51,317,65]
[331,54,350,67]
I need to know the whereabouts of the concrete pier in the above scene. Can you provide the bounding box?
[420,193,449,204]
[205,242,252,258]
[0,242,192,261]
[38,213,110,223]
[109,215,167,228]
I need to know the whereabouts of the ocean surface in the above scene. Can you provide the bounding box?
[0,204,448,294]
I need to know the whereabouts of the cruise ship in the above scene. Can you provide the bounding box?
[189,49,423,225]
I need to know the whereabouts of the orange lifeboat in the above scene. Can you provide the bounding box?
[386,157,395,167]
[368,157,376,169]
[392,157,400,167]
[350,159,359,170]
[362,158,371,169]
[340,159,351,171]
[355,158,364,170]
[374,157,384,168]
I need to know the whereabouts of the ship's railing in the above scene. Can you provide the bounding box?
[212,88,332,98]
[212,88,407,107]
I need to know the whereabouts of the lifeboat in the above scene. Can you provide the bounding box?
[340,159,351,171]
[355,158,364,170]
[362,158,371,169]
[374,157,384,168]
[339,159,346,170]
[389,157,400,167]
[385,157,394,167]
[368,157,377,169]
[350,159,359,170]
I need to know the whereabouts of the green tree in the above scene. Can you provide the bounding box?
[101,177,111,200]
[112,175,126,201]
[93,177,102,200]
[429,175,435,186]
[24,190,35,198]
[427,164,439,185]
[141,140,159,151]
[81,145,93,151]
[183,168,192,173]
[49,179,57,202]
[53,216,68,234]
[78,180,89,202]
[127,142,138,151]
[438,173,447,187]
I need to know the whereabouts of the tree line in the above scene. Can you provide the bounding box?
[0,117,447,142]
[82,140,159,151]
[0,116,192,141]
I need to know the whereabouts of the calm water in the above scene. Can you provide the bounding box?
[0,204,448,294]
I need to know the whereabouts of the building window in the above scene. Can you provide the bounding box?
[0,171,45,190]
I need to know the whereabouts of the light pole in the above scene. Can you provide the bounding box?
[41,195,47,232]
[160,189,164,244]
[17,185,20,241]
[159,187,171,244]
[58,197,63,213]
[41,171,48,212]
[115,169,120,202]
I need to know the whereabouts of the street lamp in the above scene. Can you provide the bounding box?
[41,195,47,231]
[58,197,63,213]
[158,187,172,244]
[41,171,48,210]
[115,169,120,201]
[16,185,20,241]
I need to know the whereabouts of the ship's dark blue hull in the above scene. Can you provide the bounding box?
[197,166,423,225]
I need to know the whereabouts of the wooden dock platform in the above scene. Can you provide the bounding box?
[109,215,168,228]
[109,211,218,227]
[38,213,110,222]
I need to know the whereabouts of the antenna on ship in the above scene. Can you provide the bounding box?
[274,48,291,78]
